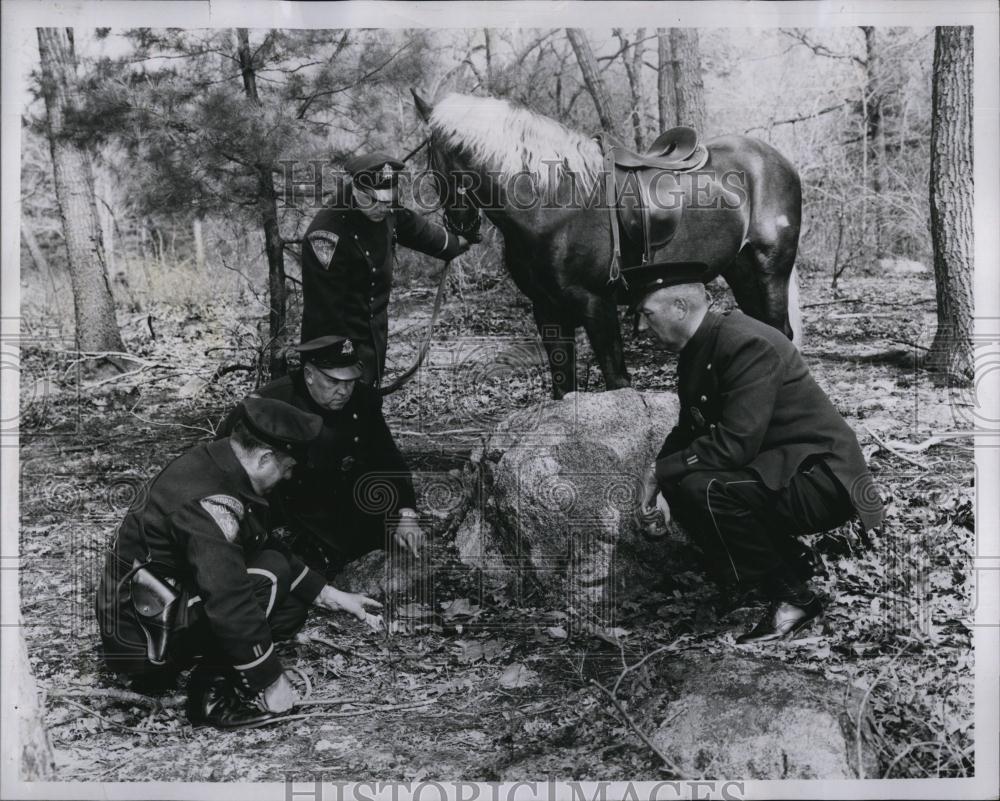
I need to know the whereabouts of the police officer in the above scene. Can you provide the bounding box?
[218,335,423,575]
[301,151,474,390]
[96,398,382,728]
[625,263,884,643]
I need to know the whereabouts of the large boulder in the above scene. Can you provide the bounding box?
[650,651,880,779]
[454,388,682,615]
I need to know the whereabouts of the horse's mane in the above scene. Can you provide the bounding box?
[428,93,602,193]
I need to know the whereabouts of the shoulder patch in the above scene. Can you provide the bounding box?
[199,494,244,543]
[308,230,340,270]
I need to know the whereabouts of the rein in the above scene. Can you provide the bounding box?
[378,254,452,397]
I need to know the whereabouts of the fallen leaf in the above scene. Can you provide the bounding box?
[545,626,567,639]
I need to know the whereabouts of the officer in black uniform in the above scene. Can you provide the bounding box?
[301,151,474,390]
[218,335,422,575]
[96,398,382,728]
[625,263,885,643]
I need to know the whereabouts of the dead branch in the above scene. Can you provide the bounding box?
[862,426,930,470]
[880,432,973,454]
[611,643,676,696]
[52,696,174,736]
[856,643,909,778]
[46,687,185,709]
[309,635,379,664]
[588,678,683,777]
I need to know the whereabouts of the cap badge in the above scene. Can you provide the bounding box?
[381,163,394,182]
[342,339,354,356]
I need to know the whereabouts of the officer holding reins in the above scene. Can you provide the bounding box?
[301,152,475,391]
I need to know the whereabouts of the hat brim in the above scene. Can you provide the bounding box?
[312,364,363,381]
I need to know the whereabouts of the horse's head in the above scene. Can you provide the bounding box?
[412,89,483,243]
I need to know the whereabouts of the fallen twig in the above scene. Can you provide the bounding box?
[881,740,967,779]
[880,432,973,454]
[588,678,683,777]
[856,643,910,778]
[128,409,216,437]
[52,696,173,736]
[862,426,930,470]
[266,697,438,724]
[46,687,184,709]
[309,635,379,664]
[612,643,676,697]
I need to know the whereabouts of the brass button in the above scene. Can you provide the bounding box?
[353,436,359,443]
[707,363,712,370]
[700,395,707,402]
[352,414,358,420]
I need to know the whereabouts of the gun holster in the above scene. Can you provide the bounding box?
[128,560,180,666]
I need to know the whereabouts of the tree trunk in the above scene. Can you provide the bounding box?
[926,26,973,381]
[36,28,125,354]
[483,28,494,94]
[615,28,646,150]
[237,28,287,379]
[657,29,675,132]
[863,27,888,258]
[193,217,206,269]
[566,29,620,136]
[6,623,55,780]
[666,29,706,132]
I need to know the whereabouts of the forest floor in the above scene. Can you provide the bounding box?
[18,261,976,782]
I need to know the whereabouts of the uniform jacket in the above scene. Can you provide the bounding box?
[655,310,884,529]
[301,192,465,388]
[96,439,326,693]
[218,373,417,545]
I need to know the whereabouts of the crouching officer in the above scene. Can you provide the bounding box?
[301,151,475,390]
[625,263,885,643]
[218,335,423,575]
[96,398,383,728]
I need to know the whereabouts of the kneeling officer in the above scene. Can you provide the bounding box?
[96,398,382,728]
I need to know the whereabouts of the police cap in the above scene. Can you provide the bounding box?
[293,335,364,380]
[239,397,323,461]
[345,151,405,201]
[619,261,712,309]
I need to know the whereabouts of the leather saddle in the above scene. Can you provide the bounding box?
[128,560,180,665]
[596,127,709,282]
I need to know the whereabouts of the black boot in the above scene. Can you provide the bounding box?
[735,595,822,644]
[736,569,822,645]
[185,666,290,730]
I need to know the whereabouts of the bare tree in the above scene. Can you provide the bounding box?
[566,29,620,136]
[862,27,889,258]
[614,28,647,150]
[36,28,125,354]
[236,28,288,378]
[926,26,973,380]
[657,29,706,132]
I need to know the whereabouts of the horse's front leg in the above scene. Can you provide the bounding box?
[531,302,577,400]
[571,289,630,391]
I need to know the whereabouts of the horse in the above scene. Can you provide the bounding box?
[412,91,802,399]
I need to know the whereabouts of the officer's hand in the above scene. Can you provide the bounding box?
[394,513,426,559]
[317,586,383,624]
[258,672,297,714]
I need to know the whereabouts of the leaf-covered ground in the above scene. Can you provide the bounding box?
[18,260,975,781]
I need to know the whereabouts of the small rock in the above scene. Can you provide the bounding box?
[650,651,879,779]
